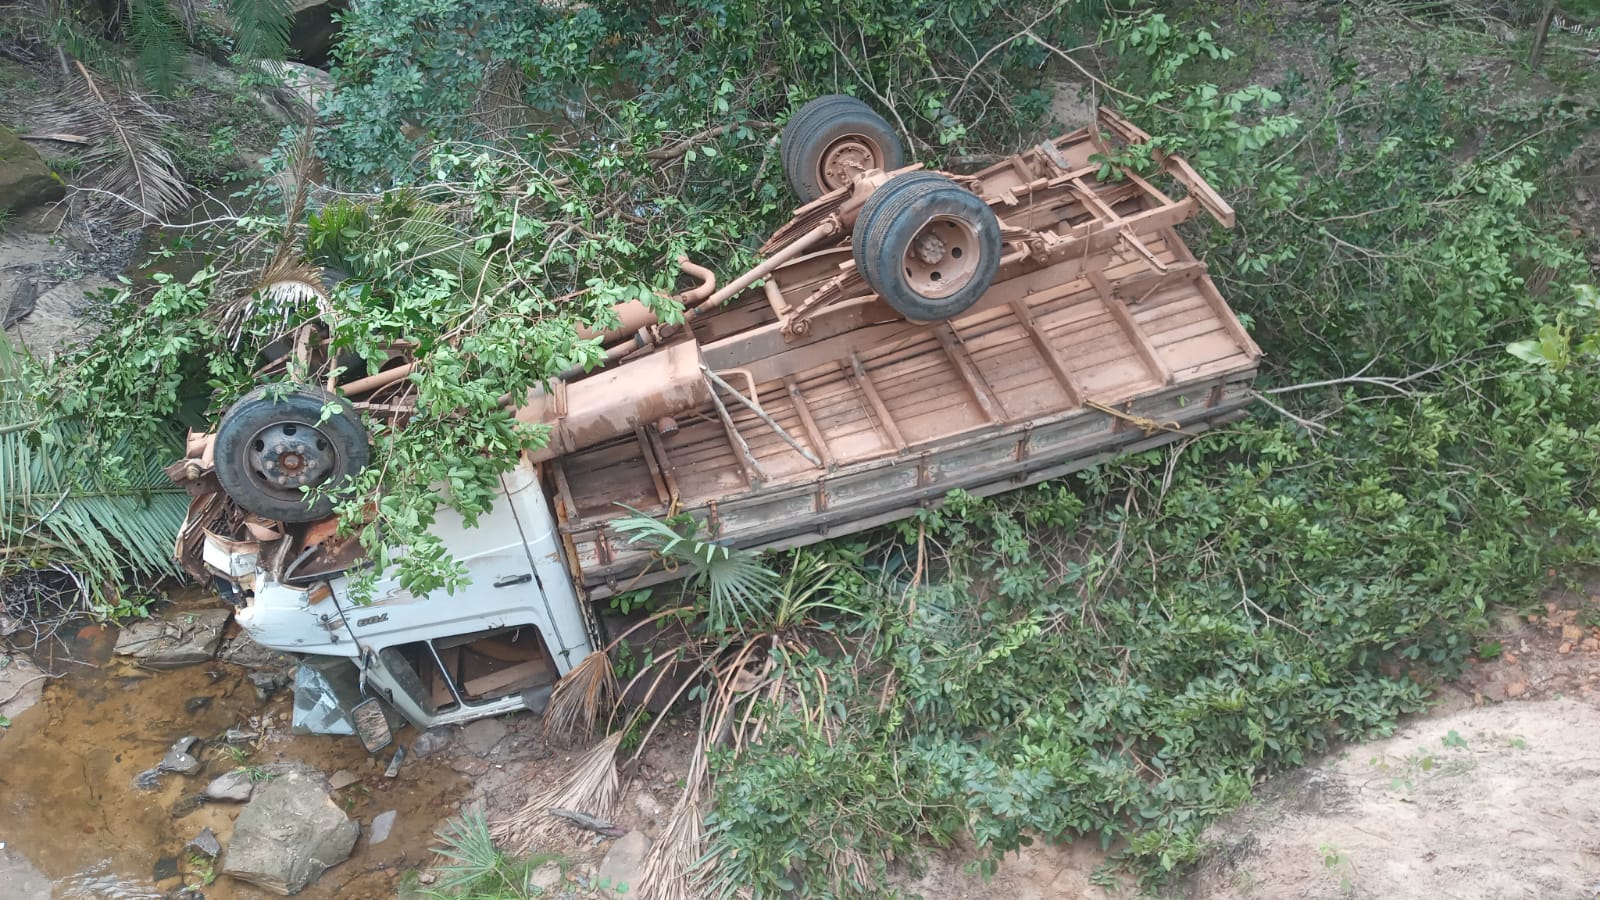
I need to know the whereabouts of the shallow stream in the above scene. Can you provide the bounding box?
[0,601,470,899]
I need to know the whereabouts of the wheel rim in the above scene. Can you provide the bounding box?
[240,421,342,503]
[902,215,981,299]
[816,135,882,193]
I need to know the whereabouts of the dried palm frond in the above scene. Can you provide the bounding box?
[542,649,618,739]
[636,735,708,900]
[492,732,622,855]
[33,62,189,224]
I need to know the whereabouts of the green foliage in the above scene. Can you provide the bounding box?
[418,807,563,899]
[321,0,1118,183]
[698,6,1600,893]
[23,0,293,94]
[1,339,190,608]
[612,508,779,635]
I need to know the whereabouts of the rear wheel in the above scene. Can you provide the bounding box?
[852,172,1001,321]
[782,95,904,204]
[213,384,370,523]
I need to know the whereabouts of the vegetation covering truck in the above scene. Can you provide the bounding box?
[168,100,1259,747]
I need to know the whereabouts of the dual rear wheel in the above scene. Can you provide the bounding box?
[781,95,1000,322]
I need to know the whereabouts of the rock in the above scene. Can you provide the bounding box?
[632,790,664,819]
[205,769,255,802]
[328,770,360,791]
[597,831,650,896]
[449,757,490,777]
[460,718,508,757]
[224,631,297,672]
[222,771,359,895]
[1505,682,1529,699]
[249,670,289,702]
[0,126,64,215]
[114,609,231,669]
[254,60,335,123]
[368,810,396,845]
[285,0,347,67]
[186,696,213,714]
[159,736,202,775]
[0,654,47,721]
[1563,624,1585,642]
[411,727,454,758]
[1560,642,1574,655]
[188,827,222,859]
[527,861,563,893]
[225,727,257,744]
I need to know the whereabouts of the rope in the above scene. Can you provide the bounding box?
[1084,399,1188,437]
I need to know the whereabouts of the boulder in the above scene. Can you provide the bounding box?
[411,726,454,758]
[0,126,64,215]
[222,771,359,895]
[0,654,48,721]
[114,608,231,669]
[459,718,508,757]
[188,827,222,859]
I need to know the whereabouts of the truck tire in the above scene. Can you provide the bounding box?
[214,384,370,523]
[782,95,905,203]
[853,172,1001,322]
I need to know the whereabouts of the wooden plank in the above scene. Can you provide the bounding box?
[934,325,1005,422]
[463,658,553,699]
[1009,299,1084,407]
[635,426,671,507]
[644,426,682,505]
[844,354,907,453]
[1087,270,1173,385]
[784,377,835,469]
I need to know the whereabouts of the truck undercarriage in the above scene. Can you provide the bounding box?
[165,102,1259,740]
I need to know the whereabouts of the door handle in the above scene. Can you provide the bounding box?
[494,573,533,588]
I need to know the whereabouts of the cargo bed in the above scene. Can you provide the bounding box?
[545,114,1260,598]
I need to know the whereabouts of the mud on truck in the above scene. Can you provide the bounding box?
[165,99,1259,749]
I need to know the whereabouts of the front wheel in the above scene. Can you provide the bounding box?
[852,172,1001,321]
[213,384,370,523]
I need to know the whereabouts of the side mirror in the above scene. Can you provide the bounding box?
[350,698,394,754]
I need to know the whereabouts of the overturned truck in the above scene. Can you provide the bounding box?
[169,101,1259,745]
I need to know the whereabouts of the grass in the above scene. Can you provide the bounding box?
[404,807,571,900]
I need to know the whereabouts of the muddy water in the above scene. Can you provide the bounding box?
[0,613,470,899]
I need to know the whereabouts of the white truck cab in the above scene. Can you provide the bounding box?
[210,457,597,743]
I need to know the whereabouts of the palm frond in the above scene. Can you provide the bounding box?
[128,0,184,94]
[0,341,187,604]
[611,507,779,634]
[542,649,617,739]
[491,732,622,855]
[225,0,293,61]
[637,735,707,900]
[33,63,189,224]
